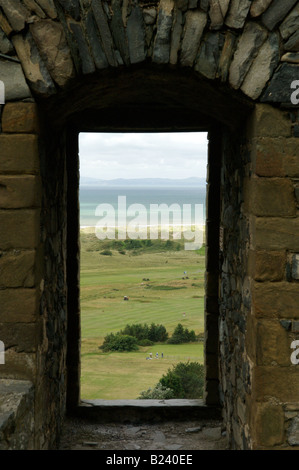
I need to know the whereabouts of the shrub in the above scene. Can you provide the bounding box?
[138,339,154,346]
[100,249,113,256]
[100,333,138,352]
[137,383,175,400]
[159,362,204,399]
[120,323,168,343]
[167,323,197,344]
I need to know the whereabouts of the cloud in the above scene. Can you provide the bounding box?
[79,132,208,179]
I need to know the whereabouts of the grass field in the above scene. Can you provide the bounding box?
[80,229,206,399]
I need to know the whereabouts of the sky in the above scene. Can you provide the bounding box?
[79,132,208,180]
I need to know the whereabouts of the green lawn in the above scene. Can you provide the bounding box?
[80,229,206,399]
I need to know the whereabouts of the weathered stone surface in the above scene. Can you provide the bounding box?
[256,320,292,366]
[23,0,46,18]
[252,366,299,402]
[0,288,38,321]
[253,218,299,251]
[284,30,299,52]
[0,251,36,287]
[291,253,299,280]
[288,417,299,446]
[69,21,95,74]
[250,0,272,18]
[91,0,117,66]
[209,0,230,30]
[152,0,174,64]
[110,0,130,66]
[84,11,108,69]
[30,20,75,87]
[229,22,267,89]
[57,0,81,21]
[252,402,285,447]
[0,28,14,55]
[250,104,292,138]
[12,32,56,96]
[195,32,225,79]
[0,380,34,450]
[199,0,209,12]
[143,7,157,25]
[0,175,41,209]
[279,4,299,40]
[217,31,237,81]
[0,0,29,32]
[2,103,39,134]
[169,8,183,64]
[249,250,286,281]
[35,0,56,18]
[241,32,279,100]
[261,63,299,103]
[180,10,207,67]
[126,3,146,64]
[0,60,31,101]
[0,134,39,174]
[261,0,298,31]
[281,52,299,64]
[0,10,12,36]
[0,209,40,250]
[226,0,251,29]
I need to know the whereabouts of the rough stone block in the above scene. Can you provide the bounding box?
[12,32,56,97]
[0,351,36,381]
[195,32,225,80]
[226,0,252,29]
[126,3,146,65]
[217,31,237,82]
[0,0,28,32]
[0,175,41,209]
[68,20,95,75]
[261,63,299,104]
[0,61,31,101]
[261,0,298,31]
[169,8,183,65]
[180,10,207,67]
[253,281,299,319]
[0,134,39,174]
[250,104,292,138]
[249,250,286,281]
[229,22,268,90]
[209,0,230,30]
[251,402,285,447]
[280,4,299,40]
[250,0,273,18]
[0,288,38,322]
[243,177,297,217]
[0,250,36,287]
[253,217,299,251]
[288,417,299,446]
[284,30,299,52]
[241,32,280,100]
[152,0,174,64]
[35,0,57,19]
[252,366,299,402]
[0,209,40,249]
[2,103,39,134]
[0,323,38,353]
[30,19,75,87]
[256,319,292,366]
[291,254,299,280]
[91,0,117,67]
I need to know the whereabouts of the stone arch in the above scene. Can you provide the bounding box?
[0,0,299,450]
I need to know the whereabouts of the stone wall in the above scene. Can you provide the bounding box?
[0,0,298,451]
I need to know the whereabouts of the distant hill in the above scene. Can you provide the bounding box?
[80,177,206,188]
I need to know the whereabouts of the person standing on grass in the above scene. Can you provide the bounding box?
[156,352,158,359]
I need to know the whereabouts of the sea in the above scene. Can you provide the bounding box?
[79,186,206,229]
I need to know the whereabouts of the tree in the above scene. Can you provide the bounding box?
[159,362,204,398]
[167,323,197,344]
